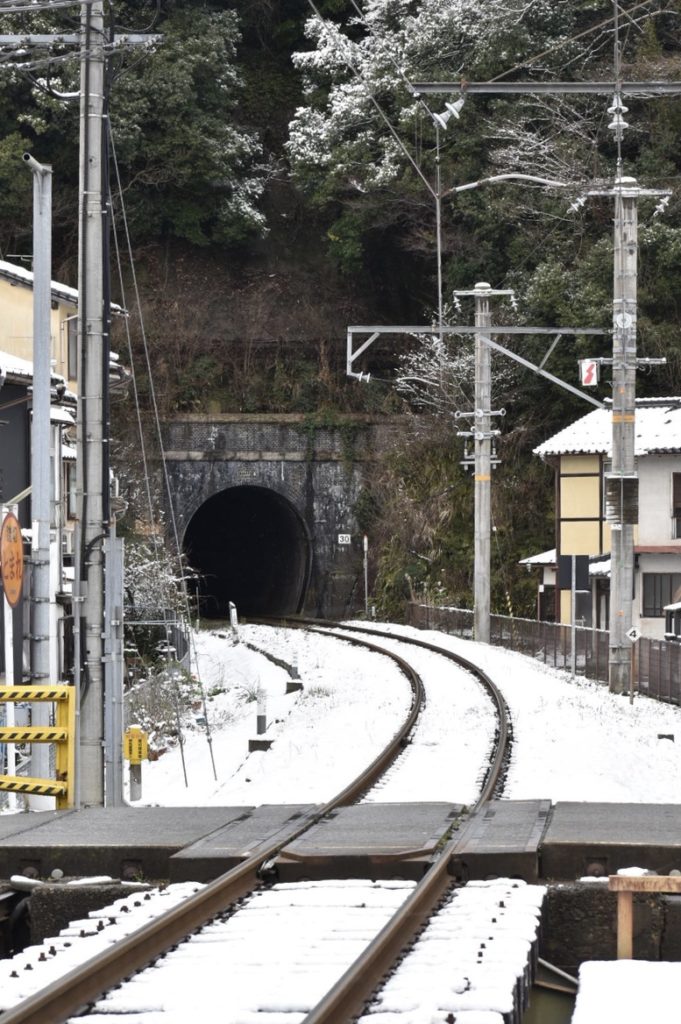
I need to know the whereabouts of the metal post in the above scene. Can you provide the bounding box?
[103,528,124,805]
[571,554,577,679]
[129,762,141,802]
[256,692,267,735]
[363,534,369,616]
[229,601,239,641]
[24,154,52,792]
[76,0,107,805]
[435,125,443,331]
[608,178,638,694]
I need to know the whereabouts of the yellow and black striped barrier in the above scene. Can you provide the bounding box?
[0,683,75,808]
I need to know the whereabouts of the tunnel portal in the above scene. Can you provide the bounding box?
[183,485,310,619]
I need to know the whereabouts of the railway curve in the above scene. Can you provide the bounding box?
[0,621,513,1024]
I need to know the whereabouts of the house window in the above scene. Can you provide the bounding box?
[642,573,681,617]
[673,473,681,539]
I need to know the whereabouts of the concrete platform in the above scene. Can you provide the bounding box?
[275,802,463,881]
[0,807,252,880]
[169,804,317,882]
[541,802,681,879]
[450,799,552,883]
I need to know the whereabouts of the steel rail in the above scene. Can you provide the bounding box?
[294,618,511,806]
[0,628,425,1024]
[297,619,512,1024]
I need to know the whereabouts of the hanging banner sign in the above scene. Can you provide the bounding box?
[0,513,23,608]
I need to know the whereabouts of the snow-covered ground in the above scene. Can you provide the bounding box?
[135,622,681,807]
[127,618,681,1024]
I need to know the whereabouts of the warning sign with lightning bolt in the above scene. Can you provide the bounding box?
[579,359,599,386]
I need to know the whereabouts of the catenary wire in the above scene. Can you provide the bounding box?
[109,125,218,784]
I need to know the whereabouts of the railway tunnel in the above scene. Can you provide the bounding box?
[183,485,311,619]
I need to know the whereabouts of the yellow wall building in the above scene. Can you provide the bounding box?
[531,399,681,638]
[0,260,78,392]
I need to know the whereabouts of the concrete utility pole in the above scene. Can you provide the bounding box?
[411,58,674,688]
[609,177,638,693]
[76,0,107,806]
[0,3,158,807]
[24,154,52,789]
[453,283,511,644]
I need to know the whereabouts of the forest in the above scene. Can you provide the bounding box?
[0,0,680,617]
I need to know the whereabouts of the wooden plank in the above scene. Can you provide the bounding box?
[617,891,633,959]
[609,875,681,893]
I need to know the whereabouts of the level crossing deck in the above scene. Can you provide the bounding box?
[1,801,681,883]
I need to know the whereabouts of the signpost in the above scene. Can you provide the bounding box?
[0,512,23,608]
[626,625,641,704]
[123,725,148,802]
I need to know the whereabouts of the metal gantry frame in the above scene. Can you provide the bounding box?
[347,324,608,409]
[346,323,608,643]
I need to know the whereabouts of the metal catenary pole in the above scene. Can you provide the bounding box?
[25,154,52,794]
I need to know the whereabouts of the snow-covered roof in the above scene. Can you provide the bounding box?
[0,350,34,381]
[0,258,79,306]
[51,406,75,425]
[519,549,556,566]
[534,398,681,458]
[0,259,125,313]
[520,549,611,576]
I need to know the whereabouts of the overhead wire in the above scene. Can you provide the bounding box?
[108,126,218,785]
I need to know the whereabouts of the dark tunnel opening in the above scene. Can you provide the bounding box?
[183,485,311,619]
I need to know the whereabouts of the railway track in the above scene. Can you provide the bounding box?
[0,621,513,1024]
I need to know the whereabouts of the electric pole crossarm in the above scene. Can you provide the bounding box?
[412,81,681,96]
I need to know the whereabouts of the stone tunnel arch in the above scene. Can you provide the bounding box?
[183,485,311,619]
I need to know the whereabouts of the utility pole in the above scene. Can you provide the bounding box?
[75,0,107,806]
[411,60,675,689]
[453,283,511,643]
[24,154,52,792]
[0,5,159,807]
[609,176,638,693]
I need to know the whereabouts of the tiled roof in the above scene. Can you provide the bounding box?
[534,398,681,457]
